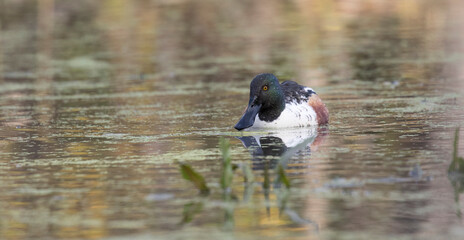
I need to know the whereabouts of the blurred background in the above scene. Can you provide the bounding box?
[1,0,464,239]
[2,0,463,87]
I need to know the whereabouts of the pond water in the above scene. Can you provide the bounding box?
[1,1,464,239]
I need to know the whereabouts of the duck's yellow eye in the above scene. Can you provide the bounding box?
[263,86,268,91]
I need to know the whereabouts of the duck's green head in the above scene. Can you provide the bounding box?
[234,73,285,130]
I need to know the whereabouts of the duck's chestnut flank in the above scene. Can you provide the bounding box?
[308,94,329,125]
[234,73,329,130]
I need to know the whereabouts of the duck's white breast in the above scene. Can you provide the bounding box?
[251,102,318,129]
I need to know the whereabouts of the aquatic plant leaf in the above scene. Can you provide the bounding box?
[180,163,210,195]
[219,137,234,190]
[449,128,464,174]
[447,127,464,218]
[263,160,271,216]
[277,164,291,189]
[222,197,235,230]
[221,168,234,189]
[243,181,255,202]
[219,137,231,164]
[263,161,270,190]
[241,163,255,184]
[180,202,204,225]
[221,166,234,191]
[276,188,289,216]
[232,163,239,171]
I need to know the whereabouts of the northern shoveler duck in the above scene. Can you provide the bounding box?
[234,73,329,130]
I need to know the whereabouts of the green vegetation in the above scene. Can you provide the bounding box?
[179,137,293,196]
[178,136,303,227]
[180,202,204,224]
[449,127,464,174]
[277,164,291,189]
[219,138,234,191]
[180,163,210,195]
[448,127,464,218]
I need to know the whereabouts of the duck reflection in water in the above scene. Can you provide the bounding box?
[237,127,326,229]
[237,127,327,170]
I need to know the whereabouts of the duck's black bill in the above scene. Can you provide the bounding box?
[234,104,261,131]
